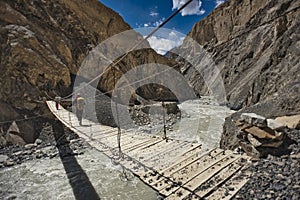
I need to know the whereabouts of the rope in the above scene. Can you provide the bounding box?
[56,3,299,103]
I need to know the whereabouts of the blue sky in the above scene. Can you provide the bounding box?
[99,0,226,54]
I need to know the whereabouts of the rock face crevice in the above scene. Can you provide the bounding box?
[179,0,299,149]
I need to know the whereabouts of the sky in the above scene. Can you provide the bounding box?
[99,0,226,54]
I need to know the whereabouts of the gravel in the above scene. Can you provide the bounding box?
[234,129,300,199]
[0,123,91,168]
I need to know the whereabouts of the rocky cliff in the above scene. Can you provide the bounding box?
[179,0,300,149]
[0,0,176,145]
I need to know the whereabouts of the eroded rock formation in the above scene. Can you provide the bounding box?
[176,0,299,149]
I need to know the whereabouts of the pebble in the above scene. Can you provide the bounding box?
[34,138,43,145]
[5,160,15,167]
[0,155,8,163]
[0,132,90,169]
[233,129,300,199]
[24,143,37,150]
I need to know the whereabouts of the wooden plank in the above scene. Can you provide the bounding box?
[122,137,161,152]
[138,140,188,162]
[47,101,250,200]
[143,148,220,188]
[193,160,242,198]
[158,150,234,196]
[126,139,166,157]
[204,171,250,200]
[141,144,204,185]
[164,154,241,199]
[153,144,204,172]
[140,142,191,169]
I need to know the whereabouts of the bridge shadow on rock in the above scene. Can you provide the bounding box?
[52,120,100,200]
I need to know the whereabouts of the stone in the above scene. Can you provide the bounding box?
[12,151,23,156]
[267,119,286,132]
[240,113,267,127]
[5,160,15,167]
[247,134,262,147]
[25,143,37,149]
[261,140,283,148]
[0,155,8,163]
[244,126,276,139]
[164,102,180,115]
[239,141,260,158]
[34,138,43,145]
[275,115,300,130]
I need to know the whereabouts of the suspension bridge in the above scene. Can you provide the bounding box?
[47,100,250,199]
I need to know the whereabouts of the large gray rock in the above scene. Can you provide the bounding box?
[241,113,267,127]
[275,115,300,130]
[267,119,286,131]
[0,155,8,163]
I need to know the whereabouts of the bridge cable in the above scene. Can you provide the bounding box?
[41,4,299,104]
[56,0,193,102]
[60,4,300,103]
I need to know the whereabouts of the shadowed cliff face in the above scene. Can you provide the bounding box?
[0,0,177,144]
[177,0,300,149]
[0,0,132,112]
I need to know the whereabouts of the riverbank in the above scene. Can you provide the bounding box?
[1,99,299,199]
[0,122,157,200]
[234,128,300,200]
[0,123,90,168]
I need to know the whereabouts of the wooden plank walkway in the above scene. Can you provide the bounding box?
[47,101,250,199]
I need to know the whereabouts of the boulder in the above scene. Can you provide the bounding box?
[261,140,283,148]
[34,138,43,145]
[240,113,267,128]
[25,143,37,149]
[0,155,8,163]
[164,102,180,115]
[234,112,291,158]
[244,126,276,139]
[5,133,25,146]
[247,134,262,147]
[239,141,260,158]
[275,115,300,130]
[267,119,286,132]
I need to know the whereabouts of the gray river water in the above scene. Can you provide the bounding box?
[0,97,234,200]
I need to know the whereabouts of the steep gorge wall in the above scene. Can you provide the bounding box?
[181,0,300,149]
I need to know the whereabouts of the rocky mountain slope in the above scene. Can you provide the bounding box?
[0,0,176,145]
[177,0,299,149]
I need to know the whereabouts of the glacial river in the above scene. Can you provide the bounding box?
[0,97,234,200]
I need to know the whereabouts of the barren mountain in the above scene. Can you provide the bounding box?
[0,0,176,145]
[178,0,300,149]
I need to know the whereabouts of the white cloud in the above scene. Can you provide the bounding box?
[144,23,149,27]
[215,0,225,7]
[152,18,165,27]
[172,0,205,16]
[146,31,185,55]
[150,11,159,17]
